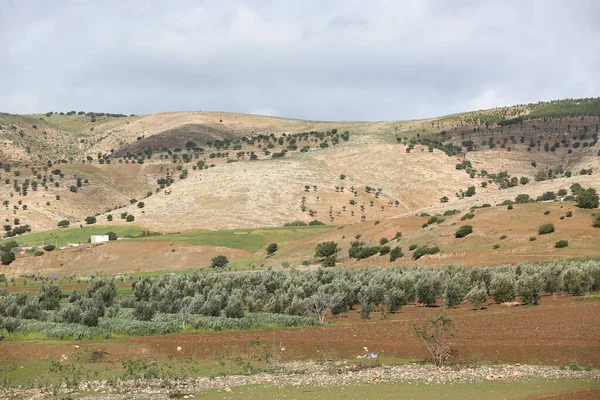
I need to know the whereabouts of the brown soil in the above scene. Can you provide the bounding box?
[5,241,250,276]
[2,295,598,367]
[526,388,600,400]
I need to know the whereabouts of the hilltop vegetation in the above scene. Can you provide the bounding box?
[0,97,599,271]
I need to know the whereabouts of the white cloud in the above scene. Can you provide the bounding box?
[0,0,598,120]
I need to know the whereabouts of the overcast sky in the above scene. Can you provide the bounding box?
[1,0,599,121]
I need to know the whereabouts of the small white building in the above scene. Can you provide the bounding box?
[90,235,109,244]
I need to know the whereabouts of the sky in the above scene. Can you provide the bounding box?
[1,0,599,121]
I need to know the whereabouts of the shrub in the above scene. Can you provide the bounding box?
[427,216,439,225]
[106,231,117,241]
[563,268,592,295]
[576,188,599,209]
[126,215,135,222]
[409,244,418,251]
[266,243,278,255]
[515,194,530,203]
[283,220,308,227]
[314,241,338,258]
[379,246,391,255]
[490,273,516,303]
[412,246,440,260]
[555,240,569,248]
[389,247,404,262]
[57,220,70,228]
[321,255,337,268]
[529,237,537,241]
[593,214,600,228]
[455,225,473,238]
[1,251,15,265]
[85,216,96,225]
[544,210,550,215]
[538,223,555,235]
[416,273,443,306]
[466,285,488,309]
[507,204,513,210]
[493,244,500,249]
[211,255,228,270]
[133,301,156,321]
[224,296,245,319]
[444,278,465,308]
[43,244,55,252]
[518,274,542,305]
[34,251,44,256]
[308,220,325,226]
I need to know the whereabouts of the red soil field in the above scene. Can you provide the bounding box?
[2,294,598,367]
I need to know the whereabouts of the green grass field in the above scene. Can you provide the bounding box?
[130,225,334,252]
[5,225,144,247]
[191,379,600,400]
[4,224,333,253]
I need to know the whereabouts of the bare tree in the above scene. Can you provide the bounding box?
[411,312,456,367]
[304,292,342,324]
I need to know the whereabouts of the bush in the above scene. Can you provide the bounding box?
[379,246,391,255]
[57,220,70,228]
[592,214,600,228]
[133,301,156,321]
[515,194,530,203]
[34,251,44,256]
[466,285,488,309]
[266,243,278,255]
[106,231,117,241]
[321,255,337,268]
[490,273,516,303]
[518,274,542,305]
[416,273,443,306]
[412,246,440,260]
[538,223,555,235]
[444,278,465,308]
[409,244,418,251]
[389,247,404,262]
[576,188,599,209]
[555,240,569,248]
[85,216,96,225]
[284,220,308,227]
[314,241,338,258]
[455,225,473,238]
[563,268,592,295]
[224,296,245,319]
[210,255,228,270]
[126,215,135,222]
[43,244,55,252]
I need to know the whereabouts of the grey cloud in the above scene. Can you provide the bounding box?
[0,0,599,120]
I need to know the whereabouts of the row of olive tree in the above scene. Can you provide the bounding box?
[1,261,598,333]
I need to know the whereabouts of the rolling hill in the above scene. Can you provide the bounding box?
[1,97,600,274]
